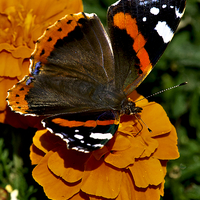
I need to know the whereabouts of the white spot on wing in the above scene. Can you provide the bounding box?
[143,17,147,22]
[75,129,79,133]
[162,4,167,8]
[72,147,78,151]
[150,7,160,15]
[175,7,184,18]
[89,132,113,140]
[74,134,84,140]
[92,144,104,148]
[154,21,174,43]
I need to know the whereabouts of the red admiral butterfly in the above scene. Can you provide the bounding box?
[7,0,186,153]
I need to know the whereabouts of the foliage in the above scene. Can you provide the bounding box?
[1,0,199,199]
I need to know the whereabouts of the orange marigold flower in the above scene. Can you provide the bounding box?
[30,91,179,200]
[0,0,83,126]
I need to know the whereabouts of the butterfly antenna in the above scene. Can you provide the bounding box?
[135,82,188,103]
[135,114,152,134]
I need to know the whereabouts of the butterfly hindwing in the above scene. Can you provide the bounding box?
[42,111,120,152]
[107,0,186,95]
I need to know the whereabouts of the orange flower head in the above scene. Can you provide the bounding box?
[0,0,83,125]
[30,91,179,200]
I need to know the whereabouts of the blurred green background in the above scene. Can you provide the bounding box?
[0,0,200,199]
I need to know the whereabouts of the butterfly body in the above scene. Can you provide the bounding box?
[7,0,186,152]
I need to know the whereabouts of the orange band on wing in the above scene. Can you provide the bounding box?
[113,12,152,73]
[52,118,116,128]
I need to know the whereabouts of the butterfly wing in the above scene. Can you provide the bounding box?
[7,12,125,116]
[42,110,119,152]
[107,0,186,95]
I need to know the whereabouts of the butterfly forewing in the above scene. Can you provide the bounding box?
[107,0,186,95]
[7,13,125,116]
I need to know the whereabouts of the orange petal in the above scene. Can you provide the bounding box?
[11,46,33,58]
[153,126,179,160]
[111,133,131,151]
[32,150,81,200]
[30,144,45,165]
[81,156,122,199]
[139,102,172,137]
[116,171,136,200]
[0,51,22,77]
[48,146,90,183]
[129,157,164,188]
[70,192,89,200]
[117,172,162,200]
[134,185,161,200]
[0,77,18,111]
[140,136,158,158]
[105,135,145,168]
[33,129,62,153]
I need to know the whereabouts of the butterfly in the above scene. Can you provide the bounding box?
[7,0,186,153]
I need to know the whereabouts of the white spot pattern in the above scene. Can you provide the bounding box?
[154,21,174,43]
[150,7,160,15]
[175,7,184,18]
[143,17,147,22]
[89,132,113,140]
[74,134,84,140]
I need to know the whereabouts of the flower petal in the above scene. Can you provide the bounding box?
[69,192,89,200]
[117,171,162,200]
[0,77,18,111]
[140,102,172,137]
[48,146,90,183]
[32,150,81,200]
[30,144,45,165]
[129,157,164,188]
[153,126,179,160]
[0,51,22,77]
[81,155,122,199]
[105,135,145,168]
[116,171,136,200]
[33,130,61,153]
[140,136,158,158]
